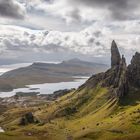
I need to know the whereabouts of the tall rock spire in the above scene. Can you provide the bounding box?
[84,40,140,98]
[111,40,121,67]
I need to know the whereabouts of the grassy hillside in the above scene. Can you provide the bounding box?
[1,84,140,140]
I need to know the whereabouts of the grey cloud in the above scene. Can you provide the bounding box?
[69,0,140,20]
[1,22,140,64]
[0,0,25,19]
[43,0,53,3]
[66,8,82,22]
[94,31,102,38]
[96,41,101,46]
[88,38,95,44]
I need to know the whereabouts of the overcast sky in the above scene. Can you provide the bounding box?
[0,0,140,65]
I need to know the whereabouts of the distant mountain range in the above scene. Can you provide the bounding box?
[0,58,108,91]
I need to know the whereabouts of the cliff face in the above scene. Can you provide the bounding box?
[111,55,128,97]
[82,40,140,99]
[102,41,128,98]
[128,52,140,88]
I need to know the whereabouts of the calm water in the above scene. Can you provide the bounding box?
[0,63,88,98]
[0,78,88,98]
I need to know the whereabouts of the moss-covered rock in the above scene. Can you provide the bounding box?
[19,112,39,125]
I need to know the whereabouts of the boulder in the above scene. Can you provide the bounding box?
[19,112,37,125]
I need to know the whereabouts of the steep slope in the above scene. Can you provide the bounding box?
[1,84,140,140]
[0,41,140,140]
[0,59,108,91]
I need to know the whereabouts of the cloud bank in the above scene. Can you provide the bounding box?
[0,0,140,64]
[30,0,140,24]
[0,21,140,64]
[0,0,25,19]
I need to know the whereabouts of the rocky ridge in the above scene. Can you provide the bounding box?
[128,52,140,88]
[80,40,140,98]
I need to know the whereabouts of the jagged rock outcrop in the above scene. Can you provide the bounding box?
[101,41,129,98]
[102,54,128,97]
[128,52,140,88]
[112,55,128,97]
[80,40,129,98]
[111,40,121,67]
[106,42,129,97]
[79,40,140,99]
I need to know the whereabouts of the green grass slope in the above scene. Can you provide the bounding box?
[0,85,140,140]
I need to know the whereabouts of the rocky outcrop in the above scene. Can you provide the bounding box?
[128,52,140,88]
[104,41,129,98]
[102,54,128,98]
[81,40,129,98]
[112,55,128,97]
[111,40,121,67]
[108,42,128,97]
[19,112,39,125]
[79,73,104,89]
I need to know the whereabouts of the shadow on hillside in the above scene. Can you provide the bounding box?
[119,90,140,106]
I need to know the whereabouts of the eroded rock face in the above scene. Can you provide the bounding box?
[81,40,129,98]
[112,55,128,97]
[80,40,140,99]
[102,54,128,97]
[105,45,129,98]
[128,52,140,88]
[111,40,121,67]
[102,41,128,98]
